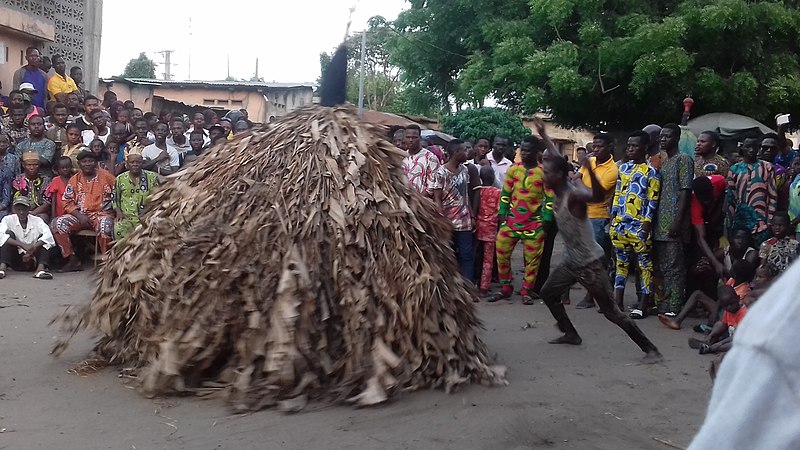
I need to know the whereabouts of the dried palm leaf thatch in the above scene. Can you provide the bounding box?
[53,104,507,411]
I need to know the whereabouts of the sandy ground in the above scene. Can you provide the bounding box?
[0,243,713,450]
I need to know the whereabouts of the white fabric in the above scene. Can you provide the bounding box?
[81,128,109,146]
[689,261,800,449]
[141,144,179,168]
[166,135,193,158]
[486,152,512,188]
[185,127,211,147]
[0,214,55,253]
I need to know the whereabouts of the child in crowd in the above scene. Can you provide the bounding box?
[688,285,747,355]
[45,156,73,221]
[658,260,755,331]
[182,129,206,166]
[475,165,500,295]
[742,263,778,306]
[61,124,86,172]
[758,212,799,273]
[719,228,760,277]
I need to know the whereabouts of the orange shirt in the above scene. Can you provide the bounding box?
[725,278,751,301]
[63,169,116,217]
[722,305,748,335]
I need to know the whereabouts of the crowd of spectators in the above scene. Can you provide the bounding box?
[398,117,797,371]
[0,47,253,278]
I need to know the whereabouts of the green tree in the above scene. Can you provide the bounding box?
[389,0,800,129]
[121,52,156,79]
[441,107,530,142]
[318,17,440,115]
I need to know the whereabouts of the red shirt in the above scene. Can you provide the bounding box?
[45,176,69,218]
[475,186,501,241]
[722,305,748,336]
[691,174,726,225]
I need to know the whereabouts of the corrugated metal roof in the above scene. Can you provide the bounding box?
[101,77,315,89]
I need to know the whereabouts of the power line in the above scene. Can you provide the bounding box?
[383,25,469,59]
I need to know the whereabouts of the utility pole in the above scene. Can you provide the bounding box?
[156,50,176,80]
[357,31,366,117]
[188,17,192,80]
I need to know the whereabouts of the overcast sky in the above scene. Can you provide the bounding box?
[99,0,407,83]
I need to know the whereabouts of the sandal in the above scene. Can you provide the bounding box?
[699,343,712,355]
[488,292,509,303]
[522,295,535,305]
[0,270,5,279]
[33,270,53,280]
[693,324,712,334]
[629,308,645,320]
[688,337,705,349]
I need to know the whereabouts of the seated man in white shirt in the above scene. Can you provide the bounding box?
[0,196,56,279]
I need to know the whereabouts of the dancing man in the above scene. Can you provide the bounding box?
[538,120,662,362]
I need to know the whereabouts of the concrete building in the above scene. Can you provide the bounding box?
[523,114,595,159]
[98,78,315,124]
[0,0,103,95]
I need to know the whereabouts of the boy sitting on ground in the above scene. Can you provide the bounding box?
[688,285,747,355]
[743,263,778,306]
[659,260,755,331]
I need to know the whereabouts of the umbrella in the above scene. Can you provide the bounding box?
[421,129,456,147]
[687,113,774,141]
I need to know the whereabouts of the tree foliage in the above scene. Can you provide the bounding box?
[441,107,530,142]
[121,52,157,79]
[388,0,800,129]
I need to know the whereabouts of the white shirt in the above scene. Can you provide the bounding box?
[81,128,110,146]
[486,152,512,188]
[141,143,179,169]
[166,135,193,159]
[186,127,211,147]
[0,214,56,253]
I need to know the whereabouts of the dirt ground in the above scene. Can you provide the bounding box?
[0,243,713,450]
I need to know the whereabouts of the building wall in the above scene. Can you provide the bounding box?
[0,5,54,93]
[98,81,315,123]
[0,0,102,94]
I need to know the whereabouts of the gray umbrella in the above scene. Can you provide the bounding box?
[687,112,774,140]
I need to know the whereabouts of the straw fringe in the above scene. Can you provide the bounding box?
[53,105,506,411]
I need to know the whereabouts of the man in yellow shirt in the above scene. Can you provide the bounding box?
[575,132,619,309]
[46,55,78,103]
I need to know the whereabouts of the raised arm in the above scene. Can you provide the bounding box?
[531,117,558,160]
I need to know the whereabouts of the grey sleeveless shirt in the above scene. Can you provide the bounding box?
[554,187,605,266]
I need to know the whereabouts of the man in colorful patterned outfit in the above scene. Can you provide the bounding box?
[610,131,661,318]
[53,150,116,271]
[113,153,160,240]
[491,128,552,305]
[653,123,694,316]
[12,152,52,223]
[431,139,474,280]
[402,124,440,197]
[727,137,777,246]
